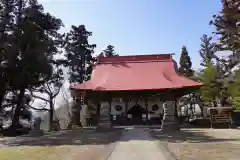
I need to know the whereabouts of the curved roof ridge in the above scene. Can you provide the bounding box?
[71,56,202,91]
[97,54,174,64]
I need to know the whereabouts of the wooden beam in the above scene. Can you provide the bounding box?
[125,98,128,121]
[144,98,149,123]
[108,98,112,122]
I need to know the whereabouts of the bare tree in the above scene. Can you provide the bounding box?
[59,86,72,120]
[29,67,64,131]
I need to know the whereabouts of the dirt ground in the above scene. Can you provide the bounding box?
[0,128,122,160]
[150,128,240,160]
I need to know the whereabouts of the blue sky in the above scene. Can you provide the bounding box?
[39,0,222,69]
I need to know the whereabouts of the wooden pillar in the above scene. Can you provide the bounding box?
[145,98,149,124]
[125,98,128,122]
[109,99,112,122]
[173,96,178,117]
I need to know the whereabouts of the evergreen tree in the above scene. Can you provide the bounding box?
[63,25,96,126]
[200,63,220,105]
[0,0,15,109]
[210,0,240,72]
[102,45,118,57]
[5,0,63,128]
[209,0,240,106]
[199,34,217,67]
[229,70,240,111]
[64,25,96,84]
[200,61,225,106]
[178,46,194,77]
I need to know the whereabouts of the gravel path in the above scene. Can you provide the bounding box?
[0,129,122,160]
[150,128,240,160]
[107,128,169,160]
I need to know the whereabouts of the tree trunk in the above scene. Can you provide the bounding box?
[0,83,6,108]
[12,88,25,128]
[97,103,100,119]
[186,104,189,123]
[49,99,54,131]
[199,103,204,117]
[0,92,4,109]
[190,103,194,118]
[174,100,178,117]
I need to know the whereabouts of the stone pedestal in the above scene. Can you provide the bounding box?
[30,117,44,137]
[98,102,112,129]
[81,104,90,127]
[161,101,179,131]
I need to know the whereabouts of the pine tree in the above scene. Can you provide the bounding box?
[199,34,217,67]
[63,25,96,126]
[229,70,240,111]
[178,46,194,77]
[64,25,96,84]
[102,45,118,57]
[209,0,240,107]
[6,0,63,128]
[0,0,15,109]
[210,0,240,72]
[200,63,220,105]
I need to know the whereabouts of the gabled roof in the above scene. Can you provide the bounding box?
[71,54,202,91]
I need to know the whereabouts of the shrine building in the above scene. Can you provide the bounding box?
[70,54,202,130]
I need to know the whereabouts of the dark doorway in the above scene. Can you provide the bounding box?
[127,104,147,125]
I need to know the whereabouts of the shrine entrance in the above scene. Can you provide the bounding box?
[127,104,147,125]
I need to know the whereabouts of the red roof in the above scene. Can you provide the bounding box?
[71,54,202,91]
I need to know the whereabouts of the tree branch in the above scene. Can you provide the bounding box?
[52,87,61,98]
[42,83,51,95]
[27,105,50,111]
[46,83,52,94]
[30,91,50,102]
